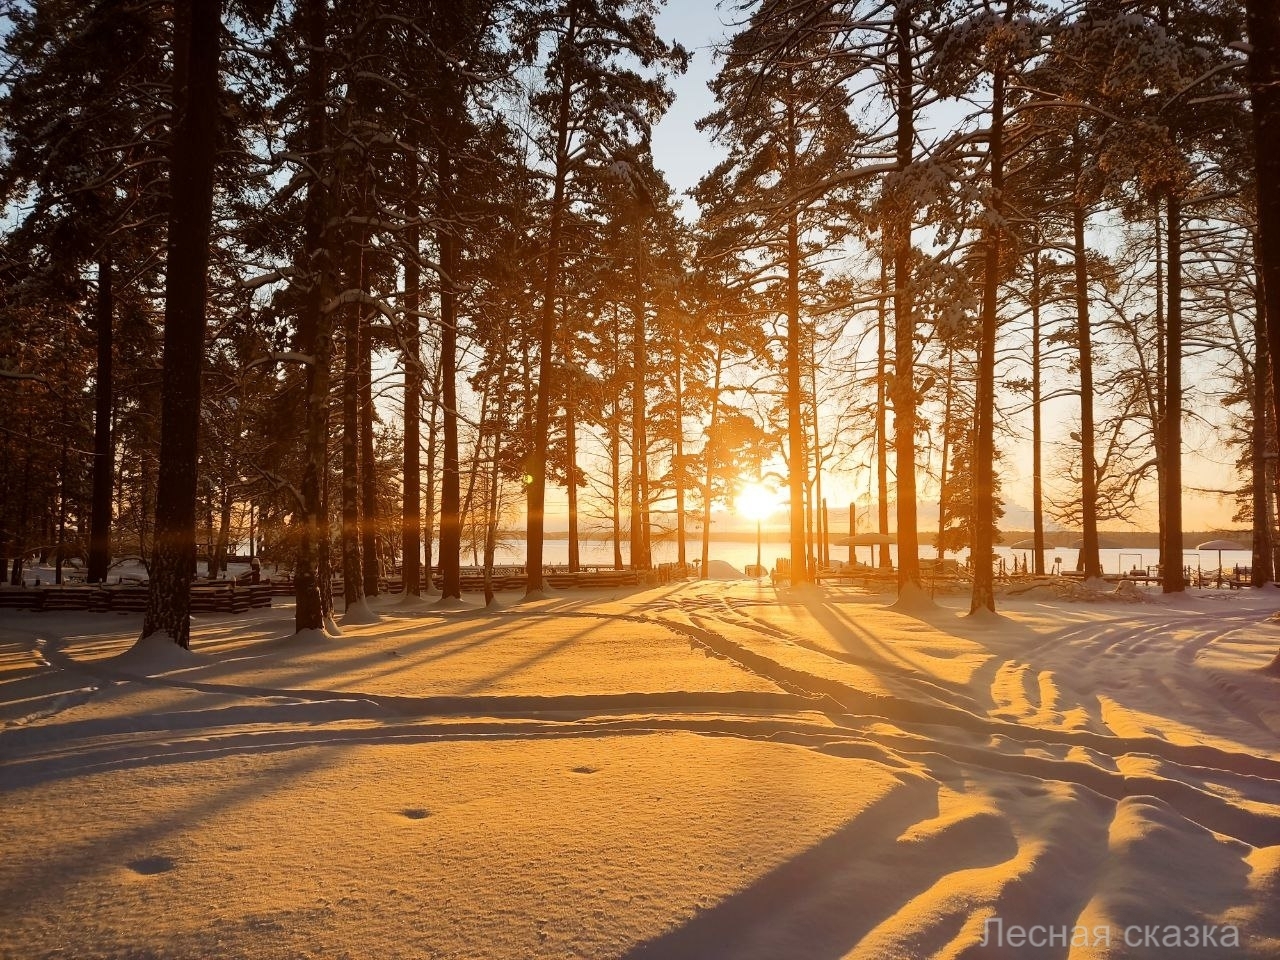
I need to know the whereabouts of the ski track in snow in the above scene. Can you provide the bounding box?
[1,580,1278,959]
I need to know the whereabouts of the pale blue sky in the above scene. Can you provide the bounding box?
[652,2,735,204]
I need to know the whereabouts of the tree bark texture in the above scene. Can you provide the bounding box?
[360,252,380,597]
[527,18,574,594]
[402,218,422,595]
[340,240,366,611]
[969,53,1003,616]
[784,81,808,585]
[891,4,921,591]
[631,209,651,571]
[293,0,333,632]
[142,0,222,648]
[1072,166,1101,581]
[437,138,462,600]
[876,251,891,569]
[87,254,114,583]
[1246,2,1280,590]
[1161,194,1185,593]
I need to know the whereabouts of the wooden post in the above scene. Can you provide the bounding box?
[821,498,830,567]
[848,502,856,566]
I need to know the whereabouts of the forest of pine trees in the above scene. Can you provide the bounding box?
[1,0,1278,642]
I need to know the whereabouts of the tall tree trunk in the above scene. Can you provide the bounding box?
[528,14,576,594]
[610,324,624,571]
[1254,244,1274,586]
[293,0,333,632]
[139,457,150,563]
[437,139,462,600]
[402,177,422,597]
[701,339,727,577]
[423,352,441,592]
[341,245,366,612]
[673,320,687,566]
[483,365,509,605]
[566,363,581,572]
[11,447,32,585]
[1154,203,1167,572]
[1246,0,1280,603]
[214,487,232,577]
[876,249,891,568]
[360,255,380,597]
[631,207,651,571]
[784,85,808,586]
[461,379,492,562]
[55,427,68,585]
[1160,193,1185,592]
[810,340,825,567]
[1030,248,1045,575]
[891,4,921,592]
[611,398,624,570]
[970,50,1004,616]
[142,0,221,648]
[87,255,114,583]
[204,505,215,578]
[937,349,954,559]
[1247,0,1280,418]
[1072,137,1102,581]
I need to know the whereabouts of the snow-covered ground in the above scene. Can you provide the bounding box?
[1,578,1278,959]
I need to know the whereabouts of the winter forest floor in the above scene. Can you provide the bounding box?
[1,577,1279,959]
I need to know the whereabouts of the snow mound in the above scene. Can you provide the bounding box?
[703,559,746,580]
[392,591,440,611]
[889,580,936,613]
[107,632,200,675]
[1111,579,1151,602]
[341,599,381,625]
[963,604,1006,625]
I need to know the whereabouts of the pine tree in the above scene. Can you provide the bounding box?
[0,0,171,585]
[142,0,223,647]
[1246,1,1280,597]
[512,0,685,593]
[697,2,858,585]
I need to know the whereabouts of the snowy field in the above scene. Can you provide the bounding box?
[1,577,1278,959]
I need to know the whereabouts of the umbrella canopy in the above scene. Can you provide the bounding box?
[835,531,897,546]
[1008,538,1052,551]
[1196,539,1248,551]
[1197,539,1249,584]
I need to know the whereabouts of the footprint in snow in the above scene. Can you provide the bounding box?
[571,766,600,775]
[126,856,176,875]
[400,808,431,820]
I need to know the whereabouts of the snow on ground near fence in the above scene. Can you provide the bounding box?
[1,580,1278,959]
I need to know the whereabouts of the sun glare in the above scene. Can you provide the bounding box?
[736,484,776,522]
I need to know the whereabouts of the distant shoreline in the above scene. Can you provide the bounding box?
[498,529,1252,549]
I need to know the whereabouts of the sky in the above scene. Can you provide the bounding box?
[652,3,734,202]
[643,1,1247,534]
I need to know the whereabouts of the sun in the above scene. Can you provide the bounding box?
[736,483,776,522]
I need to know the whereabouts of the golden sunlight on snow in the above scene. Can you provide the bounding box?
[2,579,1279,959]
